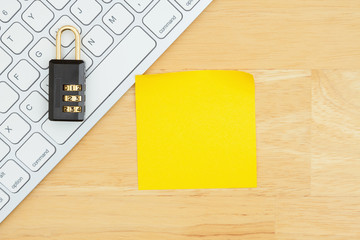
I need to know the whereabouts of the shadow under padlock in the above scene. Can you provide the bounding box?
[48,25,86,122]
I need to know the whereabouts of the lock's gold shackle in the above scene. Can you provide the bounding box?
[56,25,81,60]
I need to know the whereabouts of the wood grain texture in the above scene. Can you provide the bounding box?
[1,0,360,239]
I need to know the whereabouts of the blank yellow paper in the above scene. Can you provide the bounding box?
[136,71,257,190]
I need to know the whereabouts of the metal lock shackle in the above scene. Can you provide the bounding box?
[56,25,81,60]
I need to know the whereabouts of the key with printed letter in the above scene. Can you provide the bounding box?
[71,0,102,25]
[29,38,55,69]
[83,26,113,57]
[20,91,48,122]
[103,3,134,35]
[0,160,30,193]
[1,22,34,54]
[0,113,31,144]
[8,60,40,91]
[22,1,54,32]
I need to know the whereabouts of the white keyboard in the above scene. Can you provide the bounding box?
[0,0,212,223]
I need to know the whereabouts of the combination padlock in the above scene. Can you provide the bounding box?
[49,26,85,121]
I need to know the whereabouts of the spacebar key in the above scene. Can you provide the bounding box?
[43,26,156,144]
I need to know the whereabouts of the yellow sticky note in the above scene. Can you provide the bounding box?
[136,71,257,190]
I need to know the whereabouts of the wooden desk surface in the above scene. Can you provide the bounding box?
[2,1,360,239]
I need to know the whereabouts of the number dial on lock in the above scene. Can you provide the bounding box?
[63,95,82,102]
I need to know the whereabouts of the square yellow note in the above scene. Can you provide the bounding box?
[136,71,257,190]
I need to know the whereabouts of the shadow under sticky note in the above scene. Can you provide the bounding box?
[135,71,257,190]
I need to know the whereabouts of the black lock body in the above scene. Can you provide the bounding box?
[49,59,85,121]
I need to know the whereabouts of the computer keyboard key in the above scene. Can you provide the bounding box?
[0,0,21,23]
[20,91,48,122]
[103,3,134,35]
[125,0,153,13]
[22,1,54,32]
[0,160,30,193]
[0,139,10,161]
[143,0,182,39]
[47,0,71,10]
[17,133,55,172]
[8,60,40,91]
[0,82,19,113]
[50,16,82,47]
[0,113,31,144]
[29,38,55,69]
[65,49,93,70]
[175,0,200,11]
[0,47,12,75]
[43,121,81,145]
[0,189,9,210]
[83,25,113,57]
[1,22,33,54]
[71,0,102,25]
